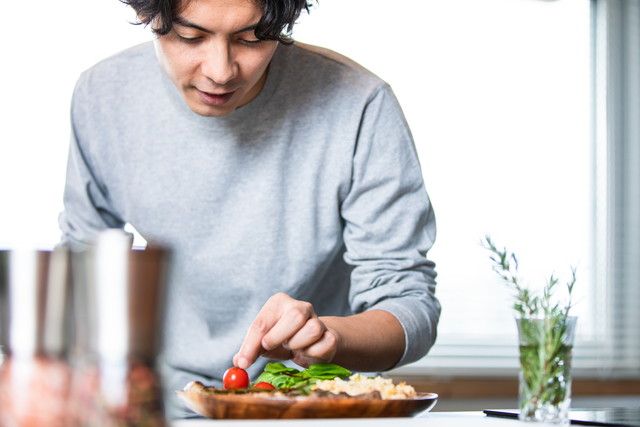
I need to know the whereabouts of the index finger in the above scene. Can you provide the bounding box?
[234,293,306,369]
[234,316,273,370]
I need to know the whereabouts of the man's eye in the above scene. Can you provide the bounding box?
[176,34,202,44]
[238,39,264,46]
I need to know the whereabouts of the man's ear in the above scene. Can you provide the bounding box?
[137,13,151,27]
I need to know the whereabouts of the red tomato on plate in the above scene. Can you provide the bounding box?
[223,367,250,390]
[253,381,276,390]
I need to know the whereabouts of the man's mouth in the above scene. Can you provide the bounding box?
[196,89,235,106]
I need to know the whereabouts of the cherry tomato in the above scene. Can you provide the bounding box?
[222,367,250,390]
[253,381,276,390]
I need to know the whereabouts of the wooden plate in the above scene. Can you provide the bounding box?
[176,390,438,419]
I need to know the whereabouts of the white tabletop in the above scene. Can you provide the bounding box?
[171,411,558,427]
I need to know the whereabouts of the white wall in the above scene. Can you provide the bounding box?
[0,1,151,247]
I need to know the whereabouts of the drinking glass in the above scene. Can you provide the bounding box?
[517,316,577,425]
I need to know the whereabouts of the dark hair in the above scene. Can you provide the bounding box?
[120,0,314,45]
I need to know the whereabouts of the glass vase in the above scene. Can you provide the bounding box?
[516,316,577,425]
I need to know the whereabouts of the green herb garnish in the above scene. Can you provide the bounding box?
[255,362,351,392]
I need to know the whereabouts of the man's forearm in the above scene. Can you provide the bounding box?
[320,310,405,372]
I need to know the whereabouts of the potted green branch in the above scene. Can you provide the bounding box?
[483,236,577,426]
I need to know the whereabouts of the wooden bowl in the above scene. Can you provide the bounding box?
[176,390,438,419]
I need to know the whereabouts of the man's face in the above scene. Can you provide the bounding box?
[154,0,279,117]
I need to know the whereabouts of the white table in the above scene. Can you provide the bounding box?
[171,411,559,427]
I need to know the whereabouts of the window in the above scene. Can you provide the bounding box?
[591,0,640,373]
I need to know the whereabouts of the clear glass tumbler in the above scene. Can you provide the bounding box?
[516,315,577,425]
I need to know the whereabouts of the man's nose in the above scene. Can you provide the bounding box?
[201,41,237,85]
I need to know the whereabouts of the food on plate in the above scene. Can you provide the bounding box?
[182,363,417,400]
[222,367,250,390]
[312,374,417,400]
[254,362,352,390]
[252,381,276,390]
[177,363,437,419]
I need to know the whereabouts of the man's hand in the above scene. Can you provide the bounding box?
[232,293,339,370]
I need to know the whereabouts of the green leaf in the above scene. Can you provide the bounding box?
[262,362,300,375]
[254,363,352,391]
[272,375,303,389]
[255,364,301,388]
[306,363,352,379]
[255,371,278,384]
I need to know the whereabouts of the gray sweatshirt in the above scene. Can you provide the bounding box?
[59,41,440,415]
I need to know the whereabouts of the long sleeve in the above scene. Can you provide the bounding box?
[58,77,126,249]
[341,84,440,366]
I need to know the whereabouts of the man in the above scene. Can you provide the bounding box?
[59,0,440,416]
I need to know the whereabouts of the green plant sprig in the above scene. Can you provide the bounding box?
[481,235,576,319]
[481,235,577,417]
